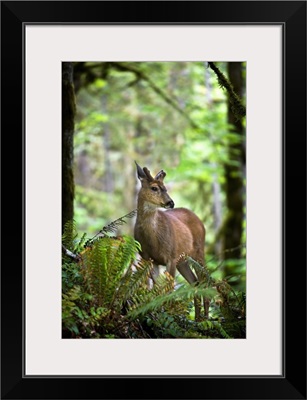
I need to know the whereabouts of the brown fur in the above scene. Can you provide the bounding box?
[134,162,207,319]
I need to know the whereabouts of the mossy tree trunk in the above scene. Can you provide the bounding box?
[62,62,76,232]
[223,62,245,268]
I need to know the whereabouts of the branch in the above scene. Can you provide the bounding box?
[111,62,201,130]
[62,244,80,262]
[208,62,246,119]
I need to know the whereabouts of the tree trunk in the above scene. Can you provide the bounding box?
[223,62,245,266]
[205,64,223,258]
[101,93,114,194]
[62,62,76,232]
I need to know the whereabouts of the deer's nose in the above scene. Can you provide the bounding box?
[166,200,175,209]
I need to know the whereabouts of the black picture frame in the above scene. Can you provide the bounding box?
[1,1,306,399]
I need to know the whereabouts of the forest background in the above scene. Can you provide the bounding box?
[62,61,246,339]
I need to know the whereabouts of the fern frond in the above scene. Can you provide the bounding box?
[185,256,212,284]
[103,210,137,234]
[120,235,141,269]
[151,272,174,297]
[105,239,126,306]
[85,210,138,246]
[81,238,109,306]
[126,272,174,314]
[62,220,89,256]
[128,283,216,318]
[62,220,78,251]
[119,257,152,303]
[80,235,142,312]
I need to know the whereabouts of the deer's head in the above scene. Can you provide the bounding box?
[135,162,174,210]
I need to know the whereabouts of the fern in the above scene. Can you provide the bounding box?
[84,210,137,246]
[62,220,78,251]
[62,218,246,338]
[125,272,170,315]
[185,256,212,285]
[80,236,139,310]
[106,236,139,309]
[128,282,217,318]
[145,311,186,338]
[119,257,152,303]
[62,220,88,253]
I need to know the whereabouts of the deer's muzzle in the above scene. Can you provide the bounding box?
[165,200,175,209]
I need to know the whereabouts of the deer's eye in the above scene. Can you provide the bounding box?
[151,186,158,192]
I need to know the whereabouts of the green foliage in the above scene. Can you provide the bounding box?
[128,280,216,319]
[73,61,246,247]
[67,61,247,338]
[62,220,246,339]
[81,235,141,309]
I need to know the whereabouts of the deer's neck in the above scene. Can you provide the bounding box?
[136,198,161,227]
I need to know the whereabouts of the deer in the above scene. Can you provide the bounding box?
[134,162,209,320]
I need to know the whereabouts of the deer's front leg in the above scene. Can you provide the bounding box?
[177,259,202,321]
[151,263,160,283]
[166,261,177,279]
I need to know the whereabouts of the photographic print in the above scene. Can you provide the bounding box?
[62,61,246,339]
[2,0,306,397]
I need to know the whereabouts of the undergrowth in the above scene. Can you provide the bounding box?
[62,219,246,339]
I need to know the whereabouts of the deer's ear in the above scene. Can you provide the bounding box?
[135,161,154,183]
[135,161,146,180]
[155,170,166,182]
